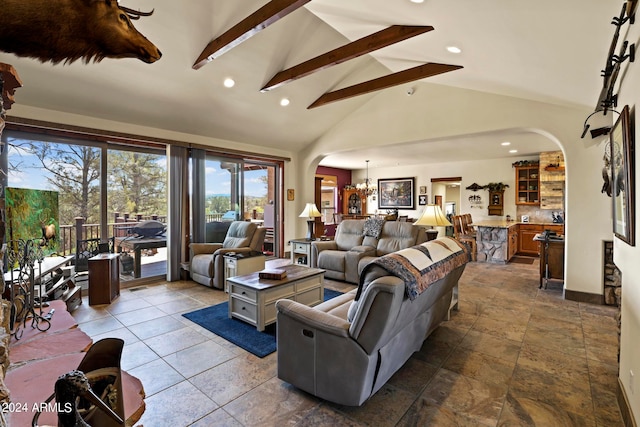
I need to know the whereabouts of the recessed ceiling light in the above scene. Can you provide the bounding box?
[446,46,462,54]
[409,0,424,3]
[280,98,290,107]
[509,149,518,153]
[223,78,235,88]
[501,141,511,146]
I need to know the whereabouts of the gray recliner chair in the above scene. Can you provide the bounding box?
[189,221,266,289]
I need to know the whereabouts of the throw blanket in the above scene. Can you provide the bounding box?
[357,237,470,301]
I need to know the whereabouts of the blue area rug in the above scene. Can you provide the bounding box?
[182,289,343,358]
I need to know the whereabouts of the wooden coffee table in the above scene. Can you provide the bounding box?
[227,264,324,331]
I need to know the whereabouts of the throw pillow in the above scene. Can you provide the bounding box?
[363,217,385,238]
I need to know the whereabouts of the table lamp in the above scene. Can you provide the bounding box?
[299,202,322,241]
[413,204,451,241]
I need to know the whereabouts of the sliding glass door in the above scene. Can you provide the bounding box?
[2,130,168,281]
[243,162,279,256]
[202,156,281,256]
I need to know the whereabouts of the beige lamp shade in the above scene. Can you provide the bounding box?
[413,204,452,227]
[299,203,322,219]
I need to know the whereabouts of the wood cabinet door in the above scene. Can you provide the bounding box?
[543,224,564,235]
[518,226,541,255]
[508,228,518,260]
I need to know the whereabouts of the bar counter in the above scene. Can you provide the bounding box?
[473,221,515,263]
[473,220,563,264]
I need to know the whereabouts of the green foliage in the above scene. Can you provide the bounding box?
[107,150,167,217]
[5,188,59,255]
[483,182,510,192]
[26,142,101,224]
[206,196,231,215]
[10,141,167,226]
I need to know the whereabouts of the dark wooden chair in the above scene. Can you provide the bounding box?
[460,213,476,236]
[452,215,477,261]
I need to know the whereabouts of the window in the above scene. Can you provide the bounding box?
[3,130,168,280]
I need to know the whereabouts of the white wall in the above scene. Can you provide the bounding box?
[445,185,460,206]
[300,81,612,294]
[612,13,640,422]
[11,68,635,422]
[351,157,539,222]
[298,80,629,418]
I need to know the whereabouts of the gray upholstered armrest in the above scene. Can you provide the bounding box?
[190,243,222,255]
[311,240,337,251]
[310,240,338,267]
[276,299,350,338]
[214,247,253,256]
[349,245,376,255]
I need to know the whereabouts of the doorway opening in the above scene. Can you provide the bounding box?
[431,177,462,237]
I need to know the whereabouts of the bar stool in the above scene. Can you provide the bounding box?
[460,213,476,237]
[452,215,477,261]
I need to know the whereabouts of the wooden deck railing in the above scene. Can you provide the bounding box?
[57,212,235,255]
[57,213,168,256]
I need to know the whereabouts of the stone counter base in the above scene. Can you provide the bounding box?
[476,227,509,264]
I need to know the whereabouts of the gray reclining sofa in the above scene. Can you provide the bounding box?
[310,219,427,284]
[276,237,470,406]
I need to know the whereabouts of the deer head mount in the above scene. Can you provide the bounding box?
[0,0,162,65]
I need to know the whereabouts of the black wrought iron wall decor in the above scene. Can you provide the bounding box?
[582,1,637,139]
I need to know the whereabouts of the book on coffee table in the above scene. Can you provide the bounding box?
[259,269,287,280]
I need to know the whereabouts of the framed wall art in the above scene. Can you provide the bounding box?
[419,186,427,194]
[610,105,635,246]
[418,194,427,205]
[378,177,415,209]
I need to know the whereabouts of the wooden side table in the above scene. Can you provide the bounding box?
[88,253,120,305]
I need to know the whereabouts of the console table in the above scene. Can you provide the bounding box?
[227,265,324,331]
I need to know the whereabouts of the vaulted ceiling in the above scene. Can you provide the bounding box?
[0,0,624,169]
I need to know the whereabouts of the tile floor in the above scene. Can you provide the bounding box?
[72,258,624,426]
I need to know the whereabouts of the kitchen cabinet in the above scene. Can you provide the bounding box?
[518,225,541,255]
[517,224,564,256]
[488,190,504,216]
[516,165,540,205]
[537,237,565,288]
[508,225,518,260]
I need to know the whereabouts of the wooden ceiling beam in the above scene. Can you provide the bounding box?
[193,0,310,70]
[261,25,434,92]
[308,63,463,109]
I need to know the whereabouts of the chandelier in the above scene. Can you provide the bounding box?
[356,160,377,199]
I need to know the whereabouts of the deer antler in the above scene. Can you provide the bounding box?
[118,6,154,20]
